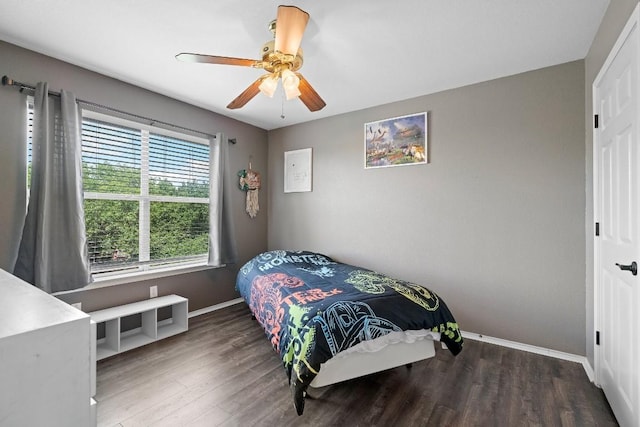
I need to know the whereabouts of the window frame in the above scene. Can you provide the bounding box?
[25,100,220,292]
[80,109,212,280]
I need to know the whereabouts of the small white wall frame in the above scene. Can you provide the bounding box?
[284,148,312,193]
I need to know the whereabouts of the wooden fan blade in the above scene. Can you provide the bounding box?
[176,53,259,67]
[227,76,265,109]
[274,5,309,56]
[296,74,326,112]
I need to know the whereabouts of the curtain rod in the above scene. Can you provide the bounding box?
[1,75,237,144]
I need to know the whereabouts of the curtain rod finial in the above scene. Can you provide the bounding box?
[228,138,237,144]
[1,76,12,86]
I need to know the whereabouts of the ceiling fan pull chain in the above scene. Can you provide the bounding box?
[281,92,285,119]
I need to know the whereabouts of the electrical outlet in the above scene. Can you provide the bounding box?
[71,302,82,311]
[150,285,158,298]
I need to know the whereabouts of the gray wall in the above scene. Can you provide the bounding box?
[584,0,639,368]
[268,61,586,355]
[0,40,268,312]
[2,0,632,358]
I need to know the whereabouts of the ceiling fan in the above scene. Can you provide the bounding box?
[176,5,326,112]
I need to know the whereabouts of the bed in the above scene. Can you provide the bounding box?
[235,250,463,415]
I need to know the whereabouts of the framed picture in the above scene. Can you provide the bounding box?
[364,112,427,169]
[284,148,312,193]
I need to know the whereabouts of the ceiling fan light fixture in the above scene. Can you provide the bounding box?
[281,68,301,100]
[258,74,279,98]
[284,84,301,100]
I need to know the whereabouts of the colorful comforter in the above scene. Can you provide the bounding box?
[236,250,463,414]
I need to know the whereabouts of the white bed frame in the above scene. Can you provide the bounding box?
[309,337,436,388]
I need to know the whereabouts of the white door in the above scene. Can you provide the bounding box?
[594,6,640,427]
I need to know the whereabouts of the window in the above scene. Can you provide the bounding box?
[27,103,211,276]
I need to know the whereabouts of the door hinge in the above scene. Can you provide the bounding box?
[596,330,600,346]
[595,222,600,237]
[594,114,599,129]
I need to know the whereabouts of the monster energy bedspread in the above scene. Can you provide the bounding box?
[236,250,463,391]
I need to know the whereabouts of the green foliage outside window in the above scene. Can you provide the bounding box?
[85,199,139,265]
[150,202,208,260]
[82,162,209,269]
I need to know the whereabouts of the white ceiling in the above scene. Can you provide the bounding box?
[0,0,609,130]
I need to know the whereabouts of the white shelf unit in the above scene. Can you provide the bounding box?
[89,295,188,360]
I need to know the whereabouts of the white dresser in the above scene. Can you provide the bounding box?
[0,268,96,427]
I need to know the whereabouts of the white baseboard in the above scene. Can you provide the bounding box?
[582,359,596,384]
[462,331,595,383]
[188,297,244,318]
[187,302,597,384]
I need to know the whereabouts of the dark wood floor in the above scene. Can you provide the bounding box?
[96,303,618,426]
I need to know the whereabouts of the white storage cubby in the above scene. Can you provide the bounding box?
[89,294,188,360]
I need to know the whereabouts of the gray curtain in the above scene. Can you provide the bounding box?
[208,132,238,266]
[13,82,92,292]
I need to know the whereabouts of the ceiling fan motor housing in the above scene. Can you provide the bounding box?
[261,40,303,72]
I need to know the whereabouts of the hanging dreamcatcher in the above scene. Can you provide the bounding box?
[238,164,261,218]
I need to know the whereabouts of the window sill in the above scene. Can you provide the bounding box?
[83,261,220,290]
